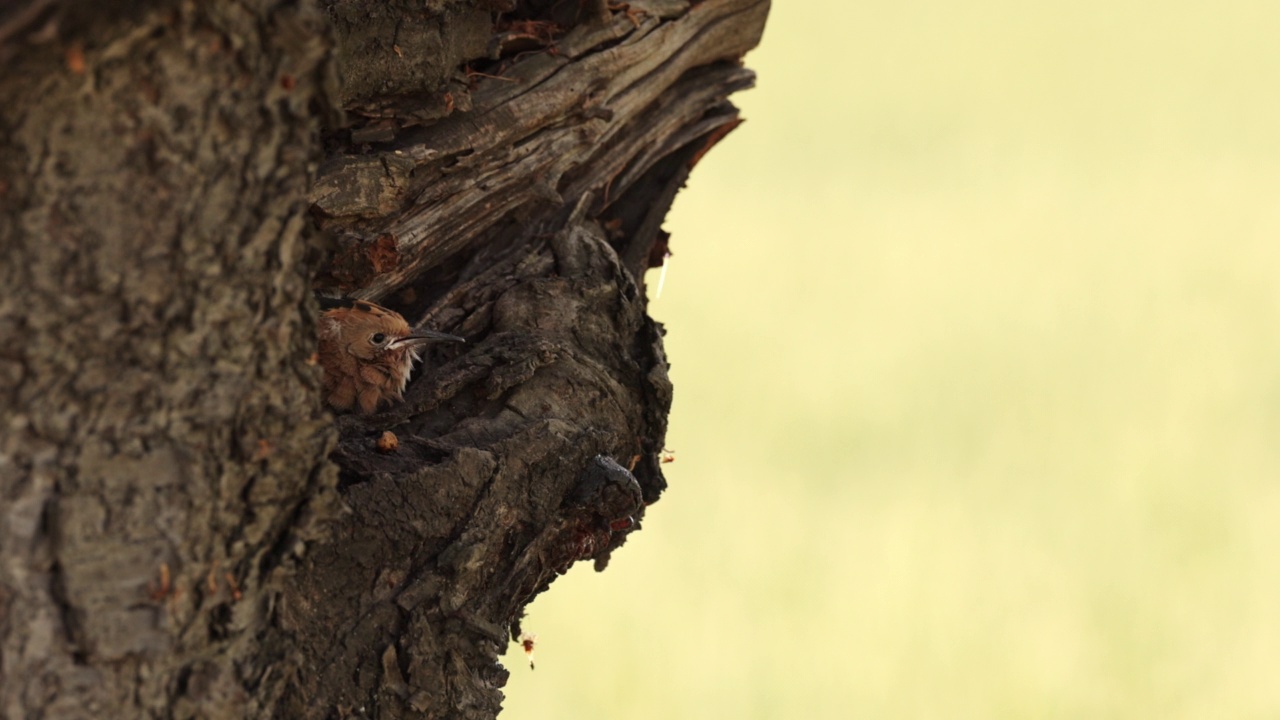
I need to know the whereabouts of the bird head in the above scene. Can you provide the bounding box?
[316,300,464,414]
[320,301,465,362]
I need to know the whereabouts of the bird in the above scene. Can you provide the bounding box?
[317,300,465,414]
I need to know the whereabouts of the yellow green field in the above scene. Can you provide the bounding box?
[504,1,1280,717]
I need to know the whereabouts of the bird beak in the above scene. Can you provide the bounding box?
[389,330,466,349]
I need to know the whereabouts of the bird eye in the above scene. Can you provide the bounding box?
[371,332,387,344]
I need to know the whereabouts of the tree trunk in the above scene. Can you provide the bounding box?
[0,1,767,718]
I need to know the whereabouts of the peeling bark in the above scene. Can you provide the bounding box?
[0,0,767,717]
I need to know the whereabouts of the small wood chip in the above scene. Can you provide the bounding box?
[376,430,399,453]
[65,41,86,75]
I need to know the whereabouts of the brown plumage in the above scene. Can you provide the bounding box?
[318,300,464,414]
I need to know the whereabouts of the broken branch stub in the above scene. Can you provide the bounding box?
[285,0,767,715]
[312,0,768,298]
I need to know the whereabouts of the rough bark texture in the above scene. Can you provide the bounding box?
[0,0,767,717]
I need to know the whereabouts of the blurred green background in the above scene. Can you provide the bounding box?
[504,1,1280,717]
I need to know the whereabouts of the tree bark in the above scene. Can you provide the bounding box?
[0,1,767,718]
